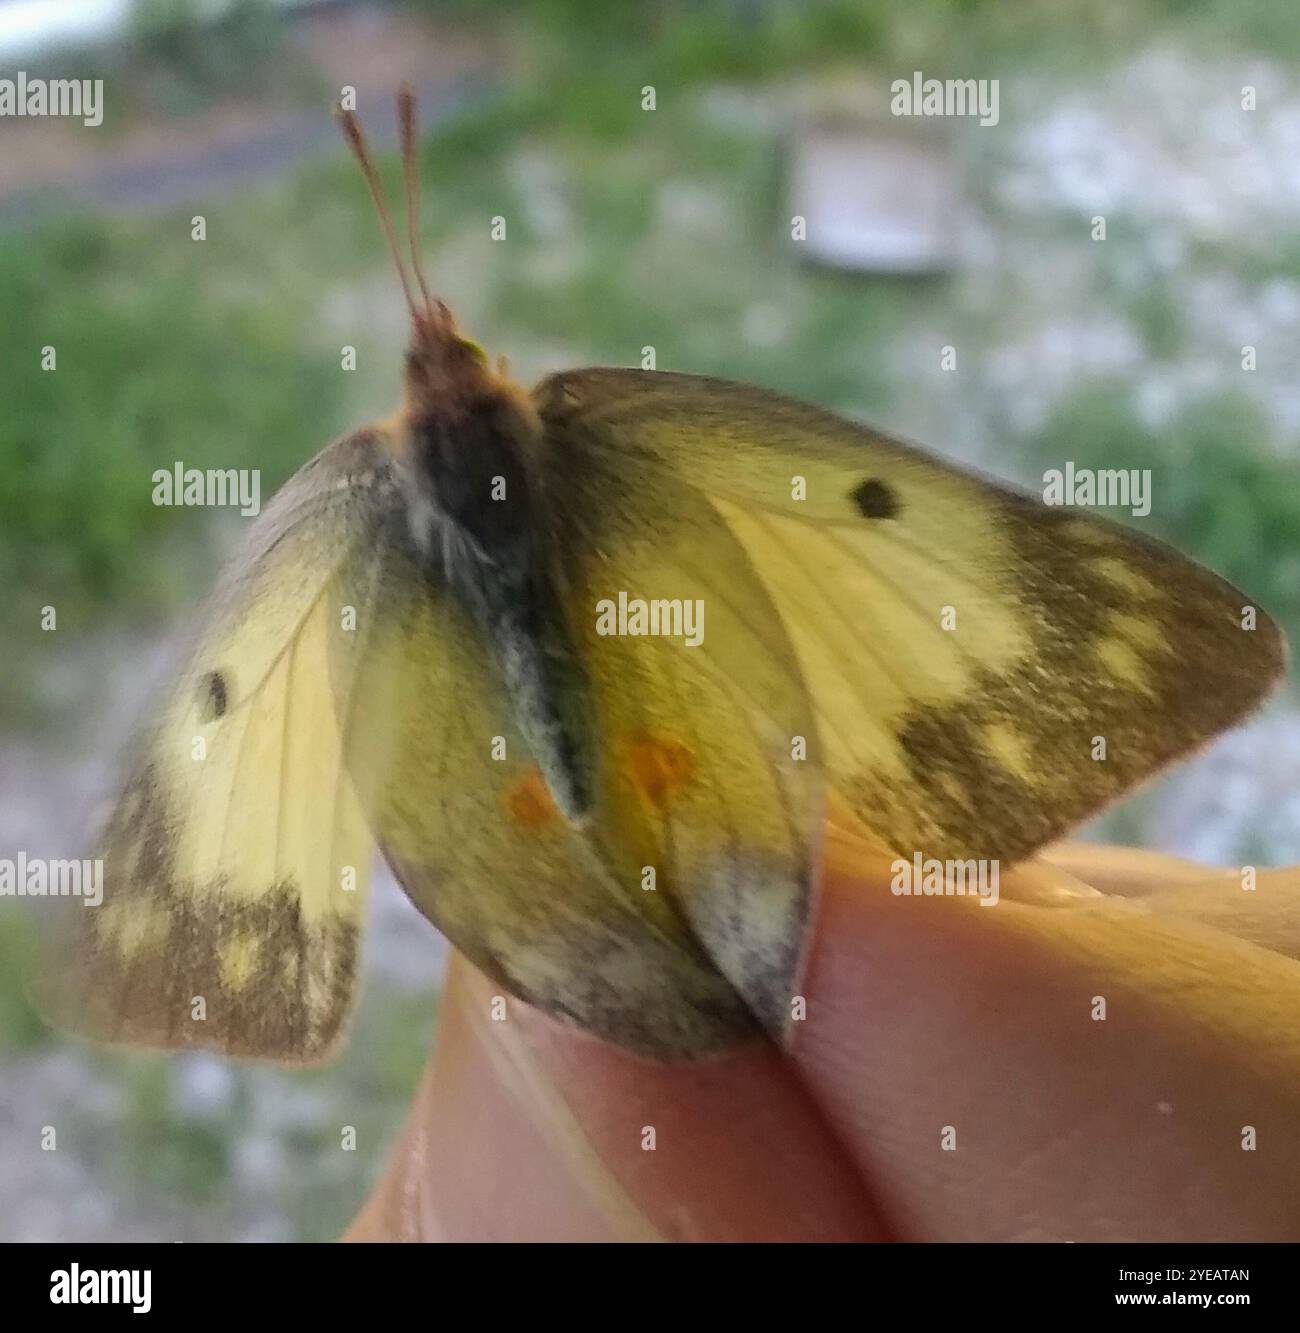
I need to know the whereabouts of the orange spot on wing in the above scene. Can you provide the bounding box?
[627,731,694,810]
[506,767,559,829]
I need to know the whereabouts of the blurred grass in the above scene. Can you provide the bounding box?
[129,0,298,108]
[0,908,46,1054]
[0,209,344,722]
[0,890,434,1239]
[75,987,435,1240]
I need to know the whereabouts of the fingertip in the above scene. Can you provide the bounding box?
[407,956,889,1240]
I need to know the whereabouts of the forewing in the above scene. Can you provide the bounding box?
[39,431,400,1062]
[534,368,1286,866]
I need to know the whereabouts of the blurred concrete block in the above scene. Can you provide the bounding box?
[788,111,960,275]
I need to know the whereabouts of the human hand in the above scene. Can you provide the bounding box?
[345,816,1300,1241]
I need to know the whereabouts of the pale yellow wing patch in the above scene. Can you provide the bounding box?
[40,431,397,1062]
[567,466,821,1044]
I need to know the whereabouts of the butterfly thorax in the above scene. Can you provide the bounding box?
[395,341,598,825]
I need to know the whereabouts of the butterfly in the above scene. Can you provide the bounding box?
[39,89,1286,1063]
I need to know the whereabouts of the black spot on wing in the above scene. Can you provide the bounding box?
[850,478,900,520]
[199,670,228,721]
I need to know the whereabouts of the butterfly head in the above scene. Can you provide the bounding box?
[337,86,530,416]
[400,299,531,423]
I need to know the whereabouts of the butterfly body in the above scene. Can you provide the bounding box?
[393,316,598,822]
[38,92,1287,1064]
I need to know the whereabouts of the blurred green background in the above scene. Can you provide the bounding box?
[1,0,1297,1239]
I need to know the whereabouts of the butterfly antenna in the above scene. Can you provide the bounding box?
[336,102,419,321]
[397,82,436,317]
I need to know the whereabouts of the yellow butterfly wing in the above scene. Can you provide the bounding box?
[340,471,815,1056]
[534,368,1287,866]
[40,430,399,1061]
